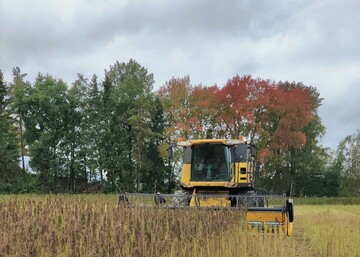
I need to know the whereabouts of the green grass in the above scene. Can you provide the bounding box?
[293,197,360,205]
[296,205,360,257]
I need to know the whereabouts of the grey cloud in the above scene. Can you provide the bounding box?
[2,0,346,70]
[88,0,308,45]
[285,1,360,64]
[1,0,359,150]
[3,0,359,62]
[319,79,360,148]
[337,81,360,127]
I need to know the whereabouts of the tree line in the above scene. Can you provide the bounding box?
[0,60,358,196]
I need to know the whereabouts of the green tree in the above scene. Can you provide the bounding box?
[98,72,130,191]
[0,69,21,192]
[9,67,29,171]
[334,130,360,196]
[61,74,88,191]
[140,97,167,192]
[101,59,166,192]
[16,74,69,192]
[82,74,103,184]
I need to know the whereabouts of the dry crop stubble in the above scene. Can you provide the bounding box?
[1,195,358,257]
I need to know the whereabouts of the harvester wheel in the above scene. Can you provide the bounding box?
[287,199,294,222]
[171,190,191,207]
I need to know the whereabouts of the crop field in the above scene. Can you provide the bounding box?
[0,195,359,257]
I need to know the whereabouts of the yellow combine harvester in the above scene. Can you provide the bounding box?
[124,138,294,236]
[175,138,293,236]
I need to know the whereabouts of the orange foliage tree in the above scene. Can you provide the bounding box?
[189,84,219,137]
[157,75,322,194]
[157,76,219,141]
[157,76,192,141]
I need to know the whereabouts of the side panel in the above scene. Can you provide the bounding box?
[181,164,191,183]
[189,189,231,207]
[238,162,248,183]
[246,210,285,223]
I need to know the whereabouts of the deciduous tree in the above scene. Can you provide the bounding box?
[335,130,360,196]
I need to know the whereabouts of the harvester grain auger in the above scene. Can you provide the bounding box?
[123,138,294,236]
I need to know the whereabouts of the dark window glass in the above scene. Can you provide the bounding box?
[190,144,233,182]
[235,144,248,162]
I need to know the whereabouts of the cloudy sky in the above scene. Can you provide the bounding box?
[1,0,359,149]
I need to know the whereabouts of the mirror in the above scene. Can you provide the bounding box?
[167,147,173,159]
[249,141,257,157]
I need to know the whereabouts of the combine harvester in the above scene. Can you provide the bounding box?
[124,138,294,236]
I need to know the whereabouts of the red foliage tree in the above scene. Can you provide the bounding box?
[158,75,315,160]
[189,84,219,137]
[216,75,274,139]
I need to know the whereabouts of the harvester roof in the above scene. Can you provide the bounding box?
[177,138,246,147]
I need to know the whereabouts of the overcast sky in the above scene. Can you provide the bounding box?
[1,0,359,150]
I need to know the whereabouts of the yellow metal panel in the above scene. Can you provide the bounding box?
[246,210,290,235]
[181,164,191,183]
[189,190,231,207]
[246,211,285,223]
[189,139,229,145]
[189,197,231,207]
[188,138,246,145]
[238,162,248,183]
[233,162,238,182]
[184,181,238,188]
[231,163,236,182]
